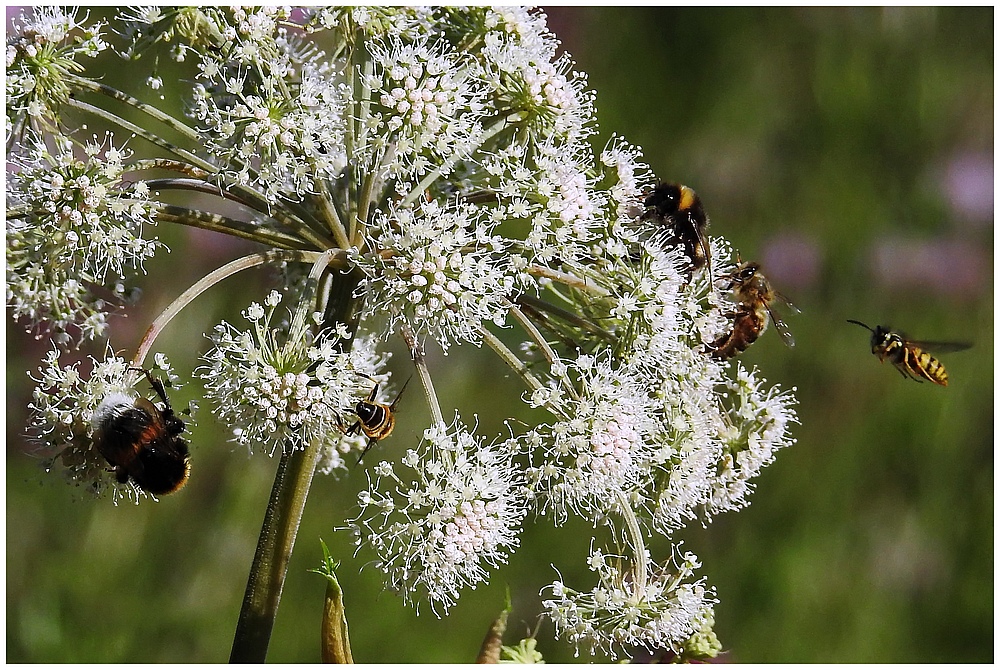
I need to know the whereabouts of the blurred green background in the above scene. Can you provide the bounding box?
[6,7,993,663]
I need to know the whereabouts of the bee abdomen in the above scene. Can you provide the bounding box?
[708,310,763,360]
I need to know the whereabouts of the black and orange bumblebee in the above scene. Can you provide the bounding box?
[340,375,411,464]
[846,320,970,386]
[91,368,191,495]
[641,182,712,279]
[707,260,797,360]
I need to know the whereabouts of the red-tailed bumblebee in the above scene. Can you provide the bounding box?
[641,182,712,279]
[91,368,190,495]
[340,375,411,464]
[846,320,970,386]
[708,260,797,360]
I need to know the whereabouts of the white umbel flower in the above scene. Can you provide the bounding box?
[351,417,527,613]
[200,290,387,468]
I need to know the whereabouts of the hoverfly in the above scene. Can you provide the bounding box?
[340,374,411,464]
[846,320,970,386]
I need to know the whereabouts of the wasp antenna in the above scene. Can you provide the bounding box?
[846,319,874,333]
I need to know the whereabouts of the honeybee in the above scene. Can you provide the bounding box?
[340,375,411,464]
[641,182,712,279]
[846,320,970,386]
[707,260,797,360]
[91,368,190,495]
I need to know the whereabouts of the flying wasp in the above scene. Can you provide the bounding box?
[641,182,712,280]
[340,374,411,464]
[846,320,970,386]
[707,260,797,360]
[91,368,191,495]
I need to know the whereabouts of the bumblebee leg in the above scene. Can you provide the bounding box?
[130,366,172,409]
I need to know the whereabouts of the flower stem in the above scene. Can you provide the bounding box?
[229,437,324,663]
[616,490,649,598]
[398,322,444,427]
[133,249,346,367]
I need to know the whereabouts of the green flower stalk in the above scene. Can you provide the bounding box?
[9,6,797,662]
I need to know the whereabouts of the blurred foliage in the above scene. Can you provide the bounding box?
[6,6,992,663]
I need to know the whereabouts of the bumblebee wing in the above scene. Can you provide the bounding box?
[905,340,973,354]
[766,306,796,348]
[134,397,166,430]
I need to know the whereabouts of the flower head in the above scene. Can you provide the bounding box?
[6,7,108,131]
[6,134,160,343]
[367,35,486,181]
[359,199,518,352]
[183,8,350,200]
[200,290,388,468]
[528,357,661,523]
[543,545,717,658]
[351,417,527,613]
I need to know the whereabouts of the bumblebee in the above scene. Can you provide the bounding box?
[91,368,190,495]
[641,182,712,279]
[707,260,797,360]
[340,375,411,464]
[846,320,970,386]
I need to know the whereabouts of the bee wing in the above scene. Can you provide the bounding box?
[766,305,796,348]
[388,375,413,410]
[773,290,801,314]
[134,397,167,430]
[694,226,712,277]
[904,340,973,354]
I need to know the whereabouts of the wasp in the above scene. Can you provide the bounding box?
[340,374,411,464]
[846,320,970,386]
[641,182,712,280]
[707,260,797,360]
[91,368,191,495]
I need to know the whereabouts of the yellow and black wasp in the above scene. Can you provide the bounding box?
[846,320,970,386]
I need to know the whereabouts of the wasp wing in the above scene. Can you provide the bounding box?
[904,340,973,354]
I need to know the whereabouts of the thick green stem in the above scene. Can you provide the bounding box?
[229,438,324,663]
